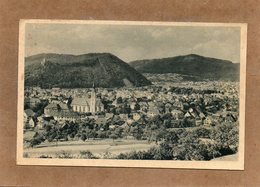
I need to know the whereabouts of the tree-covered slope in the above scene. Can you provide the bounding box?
[129,54,240,81]
[25,53,151,88]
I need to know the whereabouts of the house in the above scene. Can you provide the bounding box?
[184,112,192,118]
[23,109,35,128]
[24,109,35,119]
[204,116,215,126]
[195,120,203,126]
[28,118,35,128]
[126,119,134,125]
[44,102,77,121]
[119,114,128,121]
[129,102,137,110]
[105,113,114,119]
[132,113,141,121]
[199,112,206,120]
[109,124,116,129]
[139,102,148,113]
[121,122,129,128]
[25,97,41,108]
[147,108,160,118]
[225,112,238,123]
[171,109,184,120]
[54,113,77,122]
[37,116,55,128]
[44,103,69,116]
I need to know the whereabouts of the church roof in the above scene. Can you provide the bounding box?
[71,98,91,106]
[58,103,69,110]
[71,97,104,107]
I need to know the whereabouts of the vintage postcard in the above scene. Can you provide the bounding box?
[17,20,247,169]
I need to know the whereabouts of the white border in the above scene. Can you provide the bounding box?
[17,19,247,170]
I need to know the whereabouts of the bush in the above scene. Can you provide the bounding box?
[81,134,87,141]
[79,150,97,159]
[39,155,52,158]
[56,151,73,159]
[102,151,113,159]
[30,136,44,147]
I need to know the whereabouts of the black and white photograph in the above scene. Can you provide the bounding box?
[17,20,247,169]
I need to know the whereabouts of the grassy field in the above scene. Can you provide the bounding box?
[24,139,156,158]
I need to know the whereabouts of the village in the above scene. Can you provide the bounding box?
[24,80,239,138]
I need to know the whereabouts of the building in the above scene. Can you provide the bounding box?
[71,86,104,114]
[44,102,77,121]
[132,113,141,121]
[147,108,160,117]
[24,97,41,108]
[44,102,69,116]
[37,116,55,129]
[171,109,184,120]
[24,109,35,128]
[119,114,128,121]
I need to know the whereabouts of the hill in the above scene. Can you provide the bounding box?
[129,54,240,81]
[25,53,151,88]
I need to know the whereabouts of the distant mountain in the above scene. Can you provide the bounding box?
[129,54,240,81]
[25,53,151,88]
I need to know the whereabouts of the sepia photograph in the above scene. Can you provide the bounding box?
[17,20,247,169]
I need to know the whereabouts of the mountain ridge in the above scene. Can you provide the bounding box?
[129,54,239,81]
[25,53,152,88]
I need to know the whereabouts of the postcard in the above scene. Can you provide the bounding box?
[17,20,247,169]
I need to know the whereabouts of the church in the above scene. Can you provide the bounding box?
[71,86,104,114]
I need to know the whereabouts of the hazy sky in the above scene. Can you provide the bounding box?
[25,23,241,63]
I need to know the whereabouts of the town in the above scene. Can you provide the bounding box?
[23,79,239,160]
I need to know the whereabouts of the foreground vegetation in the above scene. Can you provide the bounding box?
[25,121,238,160]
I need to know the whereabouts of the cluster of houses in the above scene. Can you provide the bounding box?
[23,81,239,130]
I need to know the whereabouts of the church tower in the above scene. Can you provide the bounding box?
[90,82,96,113]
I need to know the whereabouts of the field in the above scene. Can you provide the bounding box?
[24,138,156,158]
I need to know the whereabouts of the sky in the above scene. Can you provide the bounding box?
[25,22,241,63]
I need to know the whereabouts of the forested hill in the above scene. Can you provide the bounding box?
[25,53,151,88]
[129,54,240,81]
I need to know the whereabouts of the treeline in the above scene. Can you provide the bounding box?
[116,122,238,160]
[32,122,238,161]
[28,115,238,161]
[28,115,199,147]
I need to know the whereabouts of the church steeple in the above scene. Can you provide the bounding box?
[90,82,96,113]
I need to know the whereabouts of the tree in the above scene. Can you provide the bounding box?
[155,128,167,143]
[116,97,123,104]
[80,150,97,159]
[130,125,143,140]
[194,127,211,138]
[33,100,48,115]
[30,132,45,148]
[81,134,87,141]
[115,127,123,138]
[97,130,106,139]
[164,131,179,144]
[134,103,140,111]
[109,133,118,142]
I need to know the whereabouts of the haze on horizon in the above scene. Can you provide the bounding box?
[25,22,241,63]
